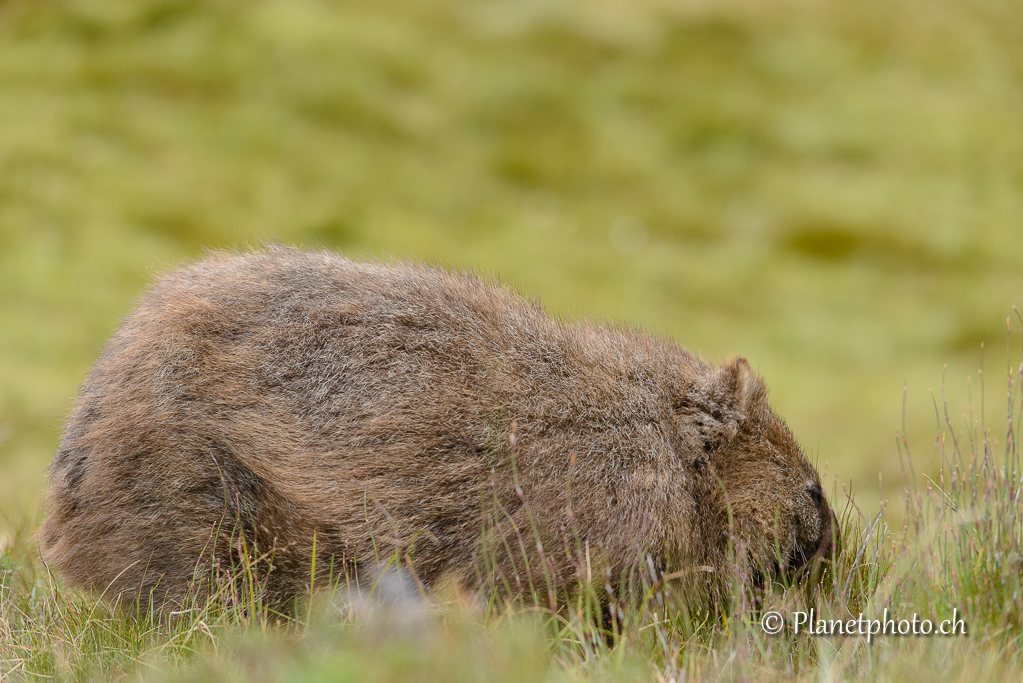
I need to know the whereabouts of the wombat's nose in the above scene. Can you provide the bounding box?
[815,507,840,557]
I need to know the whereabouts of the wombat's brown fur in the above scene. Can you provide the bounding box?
[40,246,836,612]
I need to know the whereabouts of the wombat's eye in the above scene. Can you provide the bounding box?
[808,483,824,507]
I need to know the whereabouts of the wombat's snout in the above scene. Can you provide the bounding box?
[817,507,840,557]
[806,483,839,561]
[786,486,839,575]
[797,508,839,576]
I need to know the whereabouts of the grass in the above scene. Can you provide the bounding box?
[2,0,1023,516]
[2,0,1023,678]
[2,335,1023,680]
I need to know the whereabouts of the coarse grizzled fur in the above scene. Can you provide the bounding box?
[40,246,837,612]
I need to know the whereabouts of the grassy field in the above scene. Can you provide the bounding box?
[1,0,1022,678]
[2,361,1022,680]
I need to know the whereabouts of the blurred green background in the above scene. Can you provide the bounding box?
[1,0,1021,525]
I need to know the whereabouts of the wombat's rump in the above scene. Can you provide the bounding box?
[40,247,835,611]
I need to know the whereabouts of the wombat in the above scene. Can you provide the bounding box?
[40,246,836,612]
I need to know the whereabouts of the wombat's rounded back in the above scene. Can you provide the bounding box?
[41,247,714,609]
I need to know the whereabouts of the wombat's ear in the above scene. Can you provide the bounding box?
[706,357,769,423]
[683,357,770,449]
